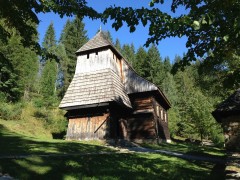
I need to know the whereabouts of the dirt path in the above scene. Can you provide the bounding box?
[111,146,227,164]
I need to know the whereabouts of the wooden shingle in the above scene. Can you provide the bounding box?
[59,69,132,110]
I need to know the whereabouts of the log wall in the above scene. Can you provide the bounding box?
[127,94,171,142]
[222,115,240,151]
[66,113,109,140]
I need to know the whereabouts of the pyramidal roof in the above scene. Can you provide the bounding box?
[76,31,113,53]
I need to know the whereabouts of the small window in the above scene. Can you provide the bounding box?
[96,51,98,55]
[113,53,115,59]
[156,106,159,117]
[161,109,163,120]
[87,54,89,59]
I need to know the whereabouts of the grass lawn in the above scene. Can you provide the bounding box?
[0,123,113,156]
[141,141,226,158]
[0,122,227,179]
[0,153,226,180]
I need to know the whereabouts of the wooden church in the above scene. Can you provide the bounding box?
[59,31,171,143]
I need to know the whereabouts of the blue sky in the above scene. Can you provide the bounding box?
[37,1,188,62]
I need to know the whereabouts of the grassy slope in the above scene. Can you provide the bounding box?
[0,121,112,155]
[0,120,226,179]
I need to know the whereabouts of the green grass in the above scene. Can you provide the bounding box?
[141,141,226,158]
[0,121,227,179]
[0,123,113,156]
[0,153,226,180]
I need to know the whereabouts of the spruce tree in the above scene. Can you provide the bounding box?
[102,30,113,43]
[135,46,148,77]
[0,20,38,101]
[115,38,122,53]
[146,44,164,87]
[40,22,58,105]
[60,16,88,90]
[122,43,136,67]
[163,56,172,73]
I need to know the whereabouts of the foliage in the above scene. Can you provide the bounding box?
[40,23,59,106]
[59,17,88,95]
[0,0,98,49]
[34,108,67,134]
[146,44,164,87]
[135,46,148,77]
[122,43,136,66]
[0,102,23,120]
[40,60,58,106]
[103,0,240,89]
[0,20,38,102]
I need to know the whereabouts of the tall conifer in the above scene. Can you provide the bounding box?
[60,16,88,90]
[40,22,58,104]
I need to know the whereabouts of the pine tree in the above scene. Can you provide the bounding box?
[60,16,88,90]
[135,46,148,77]
[122,43,136,67]
[40,22,58,105]
[0,20,38,101]
[102,30,113,43]
[40,60,58,105]
[163,56,172,73]
[115,38,122,53]
[146,44,164,87]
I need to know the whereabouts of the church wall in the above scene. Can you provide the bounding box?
[75,49,121,76]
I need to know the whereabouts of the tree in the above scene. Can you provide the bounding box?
[40,60,57,99]
[60,17,88,91]
[135,46,148,77]
[103,1,240,88]
[146,44,164,87]
[0,0,98,49]
[0,19,38,101]
[122,43,136,66]
[115,38,122,53]
[40,23,58,104]
[102,30,113,43]
[163,56,171,73]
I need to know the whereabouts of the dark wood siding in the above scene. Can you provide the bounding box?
[127,93,171,141]
[128,114,156,140]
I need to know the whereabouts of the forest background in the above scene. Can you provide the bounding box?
[0,0,239,145]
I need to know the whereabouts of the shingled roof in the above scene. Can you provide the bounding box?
[212,89,240,122]
[76,31,113,53]
[59,69,132,110]
[60,30,171,110]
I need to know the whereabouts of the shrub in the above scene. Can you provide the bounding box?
[0,102,24,120]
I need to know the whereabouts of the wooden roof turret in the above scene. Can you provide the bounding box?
[59,30,171,110]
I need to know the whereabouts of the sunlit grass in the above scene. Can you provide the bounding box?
[0,123,113,156]
[0,153,224,179]
[141,141,226,158]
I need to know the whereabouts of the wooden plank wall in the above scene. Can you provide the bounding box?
[152,98,171,140]
[132,97,153,110]
[66,113,109,140]
[127,96,157,140]
[127,114,156,140]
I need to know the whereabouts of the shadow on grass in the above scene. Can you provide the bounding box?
[0,125,227,179]
[0,153,226,179]
[0,124,111,156]
[142,140,226,158]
